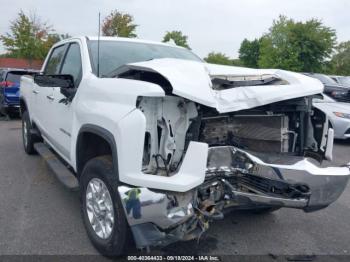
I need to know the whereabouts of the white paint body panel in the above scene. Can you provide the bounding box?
[127,58,324,113]
[20,37,332,192]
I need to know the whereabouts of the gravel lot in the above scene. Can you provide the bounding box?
[0,119,349,259]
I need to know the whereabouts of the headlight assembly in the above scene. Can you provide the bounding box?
[331,91,348,97]
[333,112,350,119]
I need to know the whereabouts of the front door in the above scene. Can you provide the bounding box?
[50,42,83,162]
[36,44,67,143]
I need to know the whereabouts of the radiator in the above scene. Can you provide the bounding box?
[199,114,291,153]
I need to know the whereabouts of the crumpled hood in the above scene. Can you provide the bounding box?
[126,58,323,113]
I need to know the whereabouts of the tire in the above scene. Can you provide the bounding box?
[0,94,5,116]
[251,207,281,214]
[80,156,129,256]
[0,106,6,117]
[22,111,37,154]
[8,110,20,119]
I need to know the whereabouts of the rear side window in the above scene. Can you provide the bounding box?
[44,45,66,75]
[60,43,82,86]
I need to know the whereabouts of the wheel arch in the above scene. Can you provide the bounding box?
[76,124,119,180]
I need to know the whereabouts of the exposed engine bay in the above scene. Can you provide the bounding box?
[128,94,341,248]
[137,94,328,215]
[110,60,350,249]
[138,95,328,175]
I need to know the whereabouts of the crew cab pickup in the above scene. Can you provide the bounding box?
[20,36,350,255]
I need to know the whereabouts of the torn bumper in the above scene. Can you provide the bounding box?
[118,146,350,248]
[206,146,350,212]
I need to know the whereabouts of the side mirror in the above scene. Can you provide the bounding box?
[34,74,76,100]
[34,74,75,89]
[60,86,77,100]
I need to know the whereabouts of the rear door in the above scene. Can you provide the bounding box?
[35,44,67,142]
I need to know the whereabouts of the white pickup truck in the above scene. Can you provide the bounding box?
[20,36,350,255]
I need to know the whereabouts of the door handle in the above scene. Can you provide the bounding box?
[46,95,54,101]
[32,90,39,94]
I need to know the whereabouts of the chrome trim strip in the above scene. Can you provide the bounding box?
[232,190,308,208]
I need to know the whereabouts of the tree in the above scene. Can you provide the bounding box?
[204,52,235,66]
[231,59,243,67]
[239,38,260,68]
[42,33,71,54]
[330,41,350,75]
[162,31,190,49]
[0,11,63,60]
[258,15,336,72]
[102,10,137,37]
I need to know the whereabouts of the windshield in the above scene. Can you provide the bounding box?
[338,77,350,87]
[312,74,338,85]
[88,40,202,77]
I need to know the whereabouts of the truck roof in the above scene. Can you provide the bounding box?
[57,36,185,50]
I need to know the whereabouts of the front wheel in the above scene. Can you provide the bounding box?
[80,156,128,256]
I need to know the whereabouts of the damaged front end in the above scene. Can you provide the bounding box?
[118,147,349,249]
[118,145,349,249]
[117,94,350,250]
[113,60,350,249]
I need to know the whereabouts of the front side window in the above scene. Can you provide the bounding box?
[60,43,82,86]
[44,45,66,75]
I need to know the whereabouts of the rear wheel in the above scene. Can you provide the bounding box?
[0,94,5,117]
[80,156,128,256]
[8,110,20,119]
[22,111,37,154]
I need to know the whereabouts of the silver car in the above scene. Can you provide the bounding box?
[314,94,350,139]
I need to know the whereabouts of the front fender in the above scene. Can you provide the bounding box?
[115,109,208,192]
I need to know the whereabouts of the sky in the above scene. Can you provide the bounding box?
[0,0,349,58]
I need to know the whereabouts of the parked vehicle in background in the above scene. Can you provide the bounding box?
[0,68,38,118]
[330,75,350,89]
[313,94,350,140]
[20,37,350,256]
[304,73,350,102]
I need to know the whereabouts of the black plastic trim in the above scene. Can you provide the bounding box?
[77,124,119,180]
